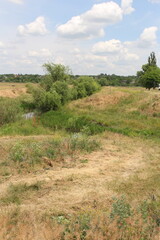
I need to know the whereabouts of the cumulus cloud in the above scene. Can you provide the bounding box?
[57,1,123,38]
[92,39,139,62]
[121,0,135,14]
[92,39,123,54]
[17,17,48,36]
[8,0,23,4]
[138,26,158,48]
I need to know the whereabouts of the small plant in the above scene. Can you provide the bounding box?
[110,196,132,227]
[69,133,100,153]
[10,141,43,166]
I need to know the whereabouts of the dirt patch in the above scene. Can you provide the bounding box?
[0,83,27,98]
[0,88,27,98]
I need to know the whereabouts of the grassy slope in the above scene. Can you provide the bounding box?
[0,86,160,239]
[67,87,160,138]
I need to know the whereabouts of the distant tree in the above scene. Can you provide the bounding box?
[137,52,160,90]
[148,51,157,66]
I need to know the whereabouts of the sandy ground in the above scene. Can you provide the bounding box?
[0,83,27,98]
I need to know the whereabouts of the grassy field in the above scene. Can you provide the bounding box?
[0,86,160,239]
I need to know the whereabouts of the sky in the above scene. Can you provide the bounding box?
[0,0,160,75]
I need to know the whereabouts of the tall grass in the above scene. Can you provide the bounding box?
[0,97,22,125]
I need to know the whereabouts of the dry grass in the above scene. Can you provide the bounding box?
[69,86,130,111]
[0,82,27,98]
[0,86,160,238]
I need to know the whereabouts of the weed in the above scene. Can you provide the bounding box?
[110,196,132,228]
[10,141,42,165]
[68,133,101,152]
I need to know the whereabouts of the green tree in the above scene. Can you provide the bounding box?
[51,81,70,104]
[32,87,61,112]
[42,63,71,90]
[137,52,160,89]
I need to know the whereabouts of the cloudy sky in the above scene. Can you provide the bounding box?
[0,0,160,75]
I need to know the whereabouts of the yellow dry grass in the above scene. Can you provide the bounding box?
[0,83,27,98]
[69,87,130,111]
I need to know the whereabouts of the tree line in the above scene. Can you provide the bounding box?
[0,52,160,90]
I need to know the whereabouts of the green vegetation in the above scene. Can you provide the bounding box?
[48,197,159,240]
[28,63,101,112]
[0,62,160,239]
[137,52,160,89]
[0,134,100,175]
[0,97,22,125]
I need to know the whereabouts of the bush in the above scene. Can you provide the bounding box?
[32,87,61,112]
[51,81,70,104]
[0,98,22,125]
[74,76,100,98]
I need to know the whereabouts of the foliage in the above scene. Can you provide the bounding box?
[110,196,132,227]
[40,110,105,135]
[32,86,61,112]
[42,63,71,87]
[0,74,42,83]
[0,97,22,125]
[140,67,160,90]
[51,81,70,104]
[137,52,160,89]
[73,76,101,99]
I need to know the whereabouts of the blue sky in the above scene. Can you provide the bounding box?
[0,0,160,75]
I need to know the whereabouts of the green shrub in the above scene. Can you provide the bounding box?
[0,97,22,125]
[32,87,61,112]
[76,82,87,98]
[74,76,101,98]
[51,81,70,104]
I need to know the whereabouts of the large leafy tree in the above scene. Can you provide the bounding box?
[42,63,71,90]
[137,52,160,89]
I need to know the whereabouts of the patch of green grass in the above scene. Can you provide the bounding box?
[68,88,160,140]
[40,110,106,135]
[0,119,52,136]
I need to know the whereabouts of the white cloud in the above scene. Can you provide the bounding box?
[57,1,123,38]
[92,39,123,54]
[121,0,135,14]
[17,17,48,36]
[92,39,139,64]
[8,0,23,4]
[28,48,52,58]
[138,26,158,48]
